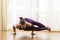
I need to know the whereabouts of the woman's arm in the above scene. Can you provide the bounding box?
[13,24,21,35]
[13,25,16,35]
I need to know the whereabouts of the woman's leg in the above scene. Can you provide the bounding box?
[25,18,46,28]
[25,18,51,31]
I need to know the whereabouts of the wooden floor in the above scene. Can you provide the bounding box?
[0,30,60,40]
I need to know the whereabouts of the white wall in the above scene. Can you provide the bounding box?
[7,0,38,30]
[38,0,60,31]
[7,0,60,31]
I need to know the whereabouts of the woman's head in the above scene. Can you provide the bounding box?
[19,17,25,25]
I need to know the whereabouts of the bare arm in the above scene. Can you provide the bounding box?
[13,24,21,35]
[13,25,16,35]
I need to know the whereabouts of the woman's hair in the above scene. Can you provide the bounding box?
[19,17,23,19]
[19,17,25,25]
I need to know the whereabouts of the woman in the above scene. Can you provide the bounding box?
[13,17,51,35]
